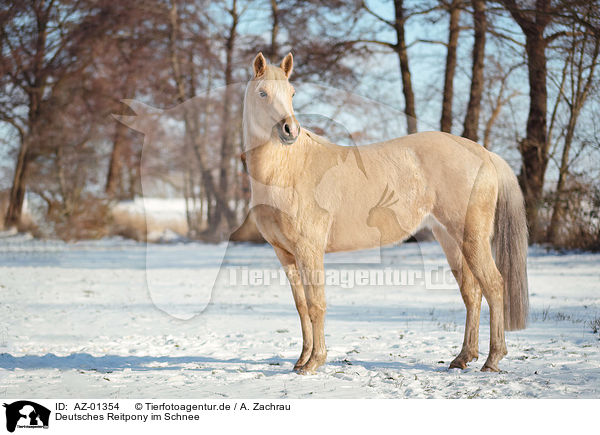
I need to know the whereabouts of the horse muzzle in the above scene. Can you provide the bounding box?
[276,117,300,145]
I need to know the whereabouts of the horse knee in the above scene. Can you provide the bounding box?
[295,301,309,318]
[461,288,481,310]
[307,303,325,322]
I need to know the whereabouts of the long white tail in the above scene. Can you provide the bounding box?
[490,153,529,331]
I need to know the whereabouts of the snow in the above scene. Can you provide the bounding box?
[0,234,599,398]
[114,198,188,222]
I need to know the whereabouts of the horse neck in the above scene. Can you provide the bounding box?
[242,94,341,186]
[245,131,347,200]
[244,132,309,181]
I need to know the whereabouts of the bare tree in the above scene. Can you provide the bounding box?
[268,0,280,61]
[393,0,418,133]
[359,0,418,134]
[462,0,486,140]
[482,60,520,149]
[499,0,573,236]
[547,18,600,243]
[276,0,364,87]
[0,1,140,228]
[166,0,238,235]
[1,0,61,228]
[440,0,462,133]
[216,0,240,230]
[104,27,161,200]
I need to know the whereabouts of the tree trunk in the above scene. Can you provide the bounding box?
[519,30,549,238]
[167,0,235,236]
[215,0,239,230]
[269,0,279,62]
[462,0,486,141]
[440,0,461,133]
[501,0,553,238]
[4,141,30,229]
[168,2,186,104]
[4,2,49,229]
[105,122,127,198]
[547,117,575,244]
[393,0,417,134]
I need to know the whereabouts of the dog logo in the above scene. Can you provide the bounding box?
[3,401,50,432]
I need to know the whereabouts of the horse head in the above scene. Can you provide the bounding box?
[244,52,300,148]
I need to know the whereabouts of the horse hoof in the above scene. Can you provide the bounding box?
[449,357,467,370]
[293,358,310,372]
[296,356,325,374]
[449,359,468,370]
[481,364,499,372]
[296,366,315,375]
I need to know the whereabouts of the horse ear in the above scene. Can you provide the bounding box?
[281,52,293,78]
[253,52,267,77]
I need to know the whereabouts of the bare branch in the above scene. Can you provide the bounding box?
[415,38,448,47]
[545,30,580,45]
[346,39,397,50]
[361,0,394,28]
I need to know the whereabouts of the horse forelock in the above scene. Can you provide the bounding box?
[262,64,288,81]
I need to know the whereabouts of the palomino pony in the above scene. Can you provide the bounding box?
[243,52,528,374]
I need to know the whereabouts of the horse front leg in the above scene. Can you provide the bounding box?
[274,247,313,371]
[296,249,327,374]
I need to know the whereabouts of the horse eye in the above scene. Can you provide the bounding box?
[259,90,267,98]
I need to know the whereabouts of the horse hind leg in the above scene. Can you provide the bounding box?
[461,234,507,372]
[432,224,482,369]
[438,160,507,372]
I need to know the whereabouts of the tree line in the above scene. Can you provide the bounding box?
[1,0,599,248]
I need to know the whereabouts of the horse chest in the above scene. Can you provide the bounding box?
[250,182,332,252]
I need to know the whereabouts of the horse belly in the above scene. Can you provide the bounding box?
[325,215,383,252]
[325,204,424,252]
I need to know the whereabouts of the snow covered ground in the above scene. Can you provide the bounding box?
[0,234,598,398]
